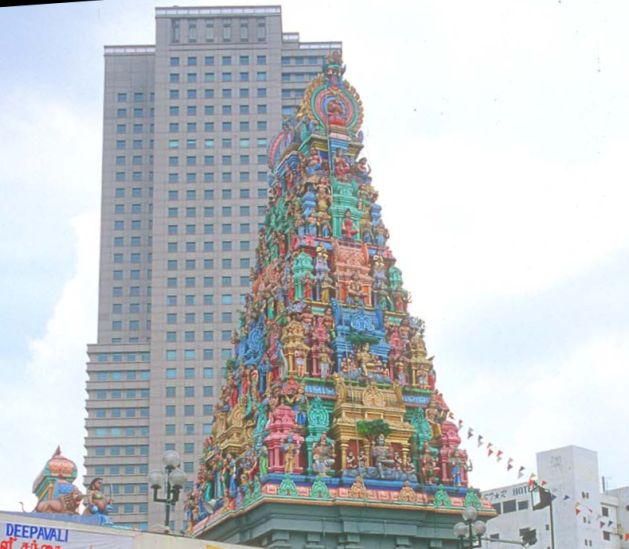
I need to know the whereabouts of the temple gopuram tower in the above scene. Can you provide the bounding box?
[187,52,493,548]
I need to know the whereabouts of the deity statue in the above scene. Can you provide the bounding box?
[332,372,348,403]
[356,343,372,377]
[33,447,85,516]
[282,436,298,473]
[342,209,357,240]
[425,401,444,440]
[372,255,387,289]
[420,443,438,485]
[353,157,372,184]
[318,273,333,303]
[304,146,322,176]
[346,272,363,306]
[312,316,329,345]
[333,148,352,180]
[312,433,336,476]
[258,445,269,476]
[371,434,396,479]
[293,385,308,426]
[345,449,358,470]
[358,448,368,470]
[301,184,316,217]
[317,211,332,238]
[397,362,408,386]
[374,220,389,247]
[314,246,330,301]
[316,183,331,213]
[83,477,112,516]
[319,348,332,379]
[360,210,374,244]
[326,96,345,126]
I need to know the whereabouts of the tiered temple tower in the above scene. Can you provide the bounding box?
[187,52,493,548]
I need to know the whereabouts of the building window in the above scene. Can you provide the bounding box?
[222,24,232,41]
[502,500,516,513]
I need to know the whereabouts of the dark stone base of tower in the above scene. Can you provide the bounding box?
[196,499,466,548]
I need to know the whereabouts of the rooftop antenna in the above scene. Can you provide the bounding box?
[602,475,612,493]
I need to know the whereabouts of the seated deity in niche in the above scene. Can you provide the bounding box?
[346,272,363,306]
[371,433,396,479]
[312,433,336,476]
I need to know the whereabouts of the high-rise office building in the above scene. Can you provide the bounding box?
[84,5,340,530]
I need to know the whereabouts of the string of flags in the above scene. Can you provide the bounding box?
[448,411,627,536]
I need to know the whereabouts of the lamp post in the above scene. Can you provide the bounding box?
[453,506,487,548]
[148,450,187,532]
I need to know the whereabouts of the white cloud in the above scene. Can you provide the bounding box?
[0,210,99,511]
[455,329,629,490]
[379,134,629,318]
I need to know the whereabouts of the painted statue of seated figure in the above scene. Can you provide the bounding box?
[312,433,336,476]
[401,456,418,483]
[346,272,363,306]
[326,97,345,126]
[341,356,362,381]
[371,434,396,479]
[304,146,322,176]
[368,358,392,385]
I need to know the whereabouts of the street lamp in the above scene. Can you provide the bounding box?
[453,506,487,548]
[148,450,187,531]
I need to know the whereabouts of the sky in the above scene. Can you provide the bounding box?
[1,0,629,511]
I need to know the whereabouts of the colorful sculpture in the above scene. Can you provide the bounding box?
[82,477,113,516]
[32,447,84,515]
[188,52,479,535]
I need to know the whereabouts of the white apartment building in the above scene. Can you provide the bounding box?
[482,446,629,549]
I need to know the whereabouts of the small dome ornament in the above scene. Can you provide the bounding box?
[297,50,363,136]
[46,446,77,480]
